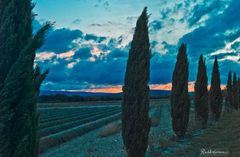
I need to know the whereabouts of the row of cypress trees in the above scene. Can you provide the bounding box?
[171,45,224,138]
[0,0,50,157]
[122,7,225,157]
[226,71,240,112]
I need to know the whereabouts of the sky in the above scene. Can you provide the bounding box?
[33,0,240,93]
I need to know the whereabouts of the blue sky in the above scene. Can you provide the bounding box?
[33,0,240,92]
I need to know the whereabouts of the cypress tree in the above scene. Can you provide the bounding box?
[238,78,240,109]
[194,54,208,128]
[226,71,232,112]
[171,43,190,138]
[0,24,50,157]
[0,0,51,156]
[122,7,151,157]
[0,0,33,89]
[209,57,223,121]
[232,72,238,110]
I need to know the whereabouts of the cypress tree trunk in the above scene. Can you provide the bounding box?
[0,0,32,89]
[0,0,51,156]
[194,54,208,128]
[226,71,232,112]
[171,43,190,138]
[122,7,151,157]
[209,57,223,121]
[232,72,238,110]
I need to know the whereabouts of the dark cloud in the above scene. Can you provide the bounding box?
[72,19,81,25]
[74,47,92,59]
[231,42,240,51]
[149,20,162,32]
[126,16,138,24]
[180,0,240,59]
[188,1,224,27]
[90,23,104,27]
[85,34,107,43]
[107,48,128,59]
[150,53,175,84]
[103,1,110,10]
[209,52,238,60]
[159,8,171,20]
[39,28,83,53]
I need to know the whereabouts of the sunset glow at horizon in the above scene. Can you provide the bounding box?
[58,82,226,93]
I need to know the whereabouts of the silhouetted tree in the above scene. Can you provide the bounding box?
[226,71,232,112]
[0,0,51,156]
[238,78,240,109]
[122,7,151,157]
[232,72,238,110]
[194,54,208,128]
[171,43,190,138]
[0,0,33,89]
[209,57,223,121]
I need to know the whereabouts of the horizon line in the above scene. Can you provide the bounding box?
[42,82,226,94]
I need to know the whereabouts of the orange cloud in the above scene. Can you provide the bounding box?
[36,52,56,61]
[82,85,122,93]
[150,82,195,92]
[57,50,75,59]
[66,82,226,94]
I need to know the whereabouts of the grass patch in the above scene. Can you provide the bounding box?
[98,120,121,138]
[150,106,161,127]
[177,111,240,156]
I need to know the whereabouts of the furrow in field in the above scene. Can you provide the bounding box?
[39,107,119,129]
[39,109,121,137]
[39,112,121,154]
[39,107,119,123]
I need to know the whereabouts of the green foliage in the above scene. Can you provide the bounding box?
[226,71,232,112]
[171,43,190,138]
[0,0,33,89]
[232,72,239,110]
[238,78,240,110]
[194,54,208,128]
[209,57,223,121]
[0,0,51,156]
[122,7,151,157]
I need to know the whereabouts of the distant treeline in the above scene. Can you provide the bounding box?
[38,94,168,103]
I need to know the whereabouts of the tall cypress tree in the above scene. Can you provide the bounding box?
[194,54,208,128]
[238,78,240,110]
[209,57,223,121]
[122,7,151,157]
[226,71,232,112]
[0,24,50,157]
[171,43,190,138]
[0,0,51,156]
[0,0,33,89]
[232,72,238,110]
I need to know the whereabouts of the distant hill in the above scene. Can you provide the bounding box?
[40,90,171,97]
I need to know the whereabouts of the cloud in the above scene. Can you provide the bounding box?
[85,34,107,43]
[34,0,240,91]
[72,19,81,25]
[187,1,227,27]
[149,20,163,32]
[180,0,240,60]
[39,28,83,53]
[73,47,92,60]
